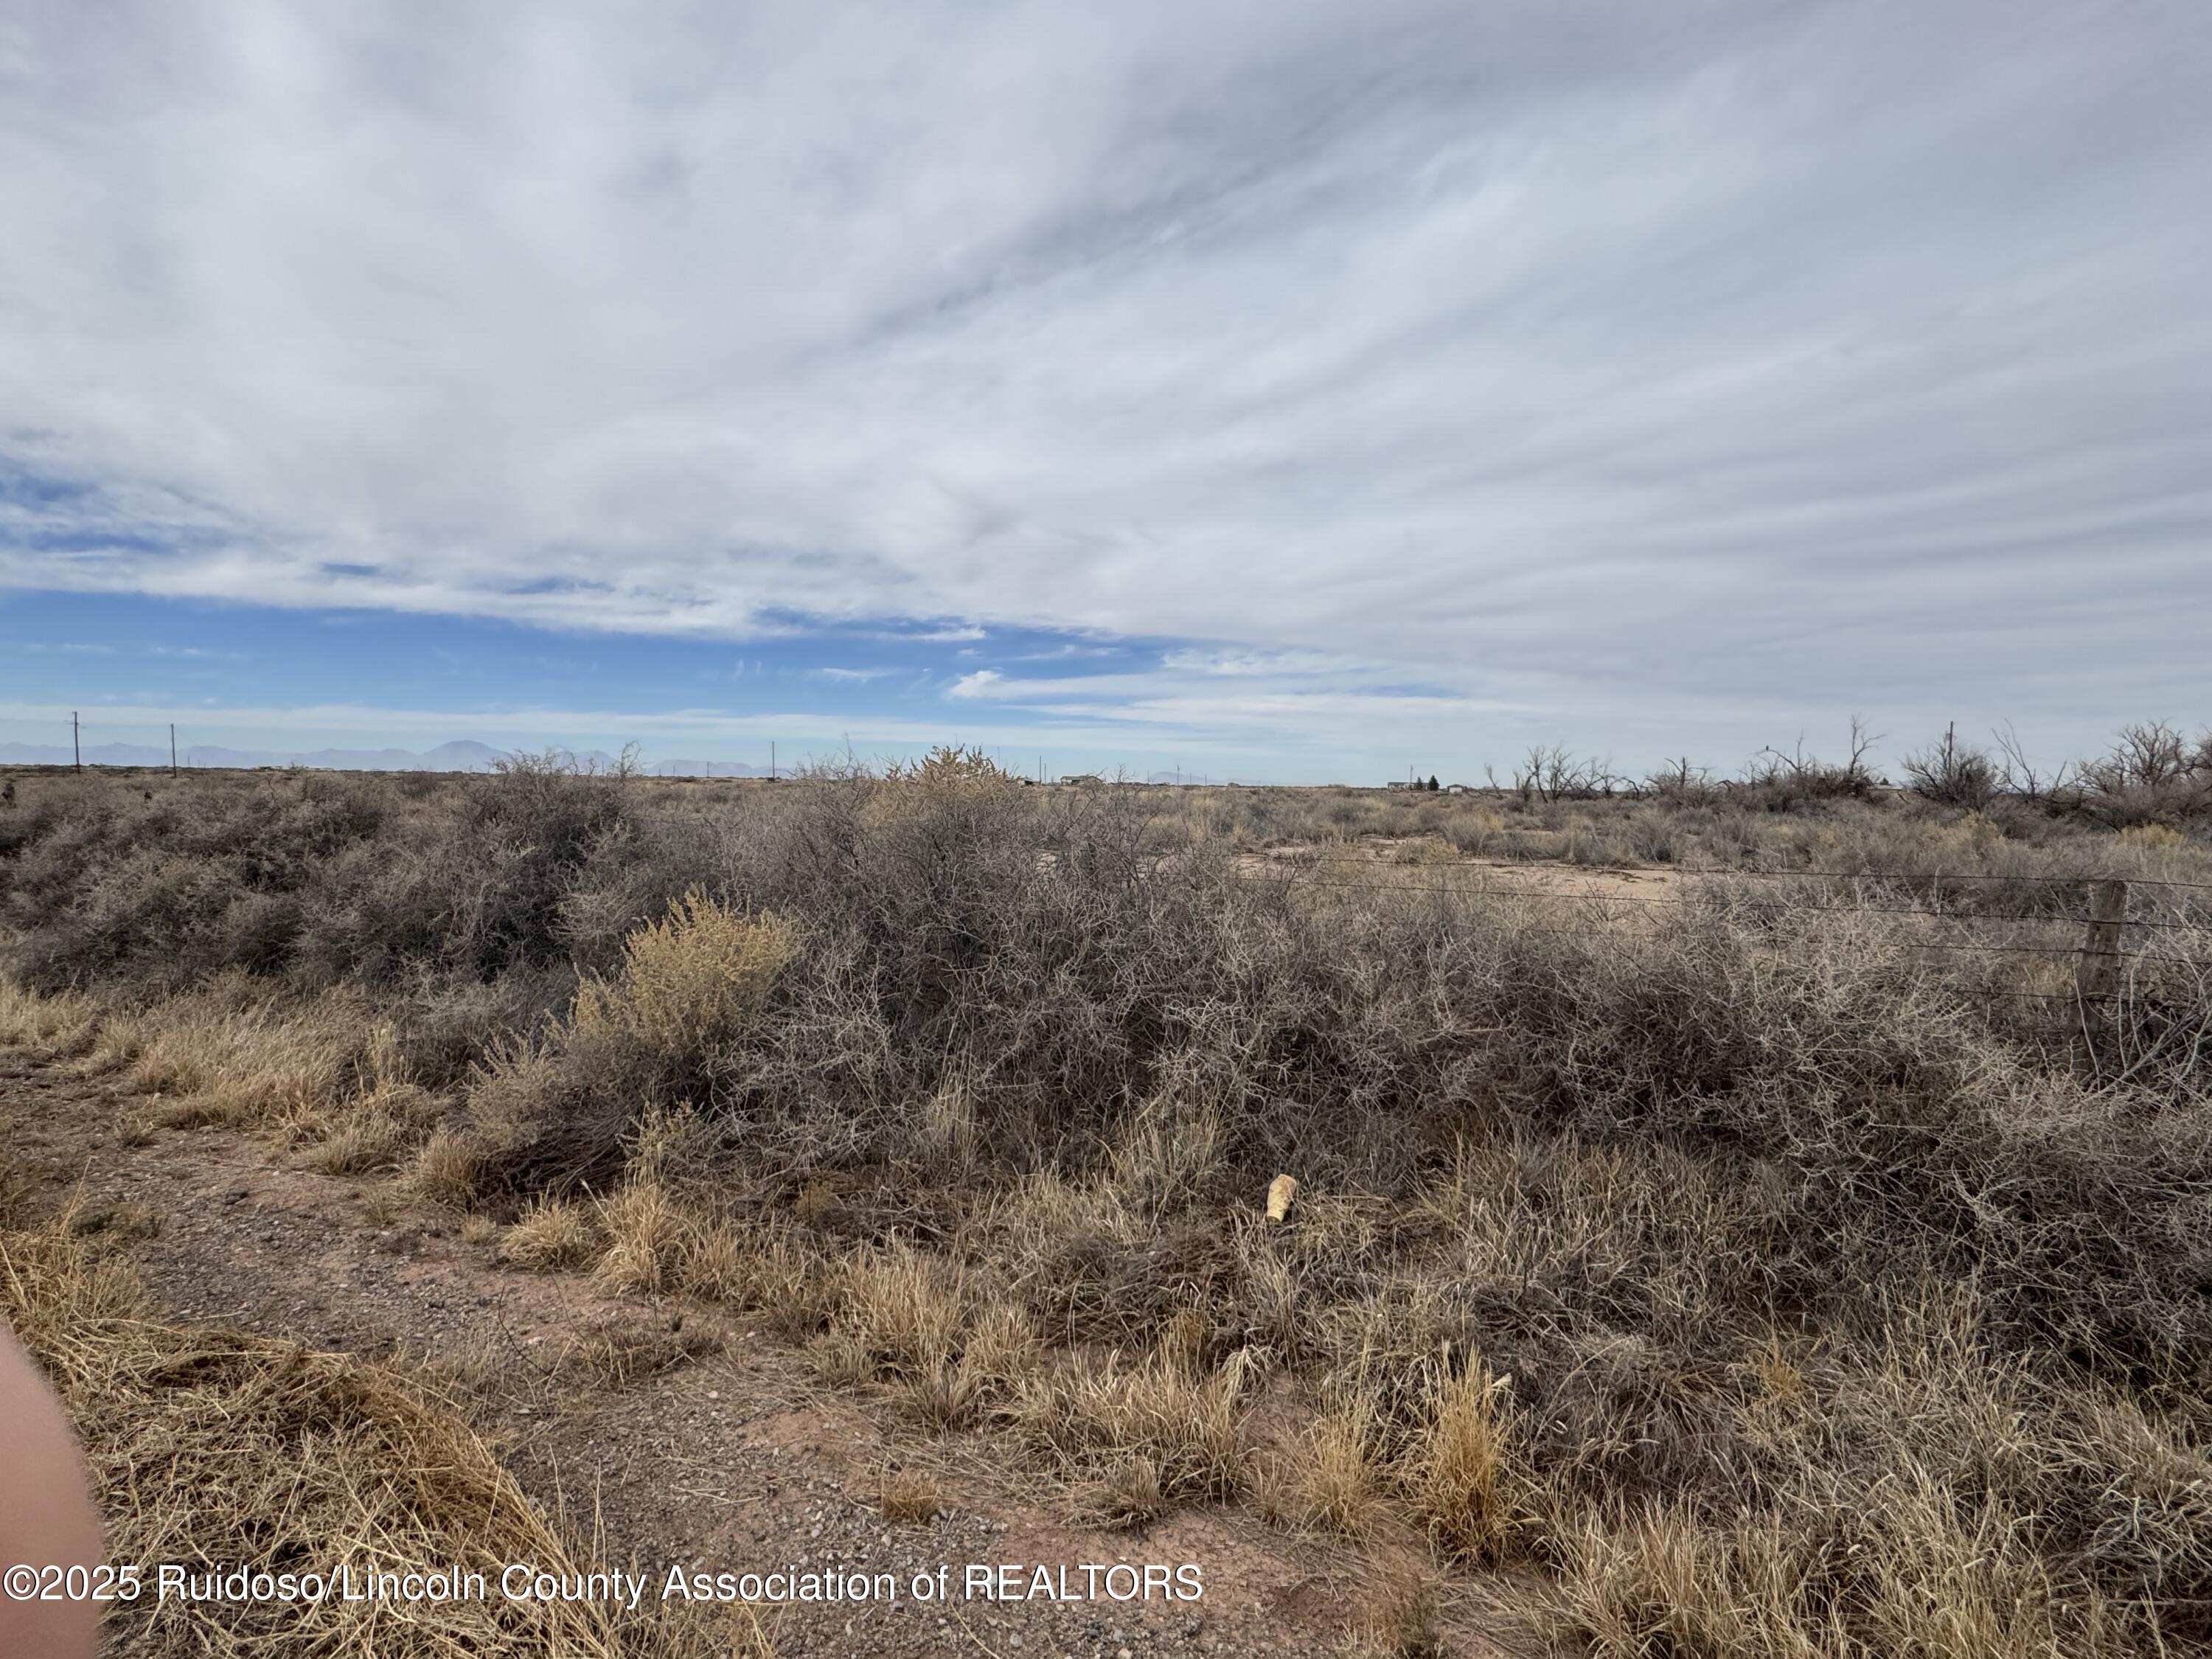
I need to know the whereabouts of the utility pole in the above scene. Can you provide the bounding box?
[771,740,776,782]
[170,723,177,778]
[73,710,81,773]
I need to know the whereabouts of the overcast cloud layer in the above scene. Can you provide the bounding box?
[2,1,2208,776]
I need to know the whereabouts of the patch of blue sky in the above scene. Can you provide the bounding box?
[0,467,95,510]
[0,588,1223,772]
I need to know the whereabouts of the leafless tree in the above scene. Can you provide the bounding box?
[1903,723,1997,809]
[1992,723,2072,801]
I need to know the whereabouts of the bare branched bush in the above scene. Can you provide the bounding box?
[2067,720,2212,827]
[1905,723,2001,808]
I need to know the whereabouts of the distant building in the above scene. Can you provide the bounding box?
[1060,773,1104,786]
[1385,779,1419,790]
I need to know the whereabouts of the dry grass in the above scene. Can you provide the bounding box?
[0,1197,715,1658]
[1301,1399,1385,1537]
[594,1178,691,1294]
[835,1242,966,1379]
[124,982,372,1130]
[7,757,2212,1655]
[500,1194,603,1270]
[876,1467,942,1523]
[563,1312,722,1385]
[1346,1565,1444,1659]
[1405,1358,1525,1566]
[1018,1345,1253,1511]
[0,975,98,1058]
[406,1124,484,1205]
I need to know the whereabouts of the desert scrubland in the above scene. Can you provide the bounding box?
[4,730,2211,1657]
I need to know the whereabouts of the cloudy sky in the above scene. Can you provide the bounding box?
[2,1,2206,779]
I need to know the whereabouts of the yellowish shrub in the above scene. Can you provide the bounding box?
[574,890,791,1054]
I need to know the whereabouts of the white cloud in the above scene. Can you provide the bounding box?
[945,669,1004,699]
[1,0,2208,751]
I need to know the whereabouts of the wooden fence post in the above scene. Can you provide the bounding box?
[2074,879,2127,1004]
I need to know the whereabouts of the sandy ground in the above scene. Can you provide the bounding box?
[1,1045,1546,1659]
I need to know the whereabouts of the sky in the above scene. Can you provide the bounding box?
[2,1,2208,782]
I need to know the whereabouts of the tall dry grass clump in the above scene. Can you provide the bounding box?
[1405,1356,1525,1566]
[1018,1345,1254,1517]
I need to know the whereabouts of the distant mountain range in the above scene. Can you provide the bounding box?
[0,739,779,776]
